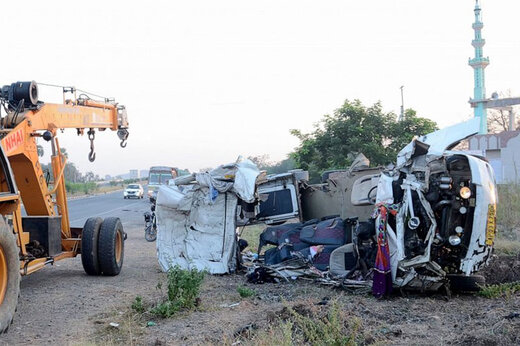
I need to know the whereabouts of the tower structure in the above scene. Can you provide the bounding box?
[469,0,490,134]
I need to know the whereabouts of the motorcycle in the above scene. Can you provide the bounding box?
[144,196,157,242]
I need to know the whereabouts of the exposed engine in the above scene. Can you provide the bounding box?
[390,154,477,275]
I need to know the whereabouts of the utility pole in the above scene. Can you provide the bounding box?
[399,86,405,122]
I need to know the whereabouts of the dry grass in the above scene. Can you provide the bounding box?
[489,185,520,256]
[242,301,365,346]
[497,185,520,240]
[83,309,147,345]
[240,223,266,253]
[494,237,520,256]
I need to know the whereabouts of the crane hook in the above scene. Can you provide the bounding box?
[87,129,96,162]
[88,150,96,162]
[117,129,129,149]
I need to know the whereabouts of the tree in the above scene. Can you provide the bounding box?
[387,109,438,155]
[487,90,519,133]
[247,155,296,174]
[40,147,84,183]
[290,99,437,181]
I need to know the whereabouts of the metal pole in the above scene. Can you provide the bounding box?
[399,86,404,121]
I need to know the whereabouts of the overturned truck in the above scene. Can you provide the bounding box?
[156,118,497,293]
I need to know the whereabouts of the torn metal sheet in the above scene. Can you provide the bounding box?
[156,159,260,274]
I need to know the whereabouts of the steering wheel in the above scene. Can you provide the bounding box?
[367,186,378,205]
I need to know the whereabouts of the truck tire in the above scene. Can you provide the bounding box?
[81,217,103,276]
[0,218,20,333]
[447,274,486,292]
[98,217,124,276]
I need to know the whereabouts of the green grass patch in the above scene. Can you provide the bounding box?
[150,266,206,318]
[65,181,99,195]
[479,281,520,299]
[237,286,256,298]
[131,266,206,318]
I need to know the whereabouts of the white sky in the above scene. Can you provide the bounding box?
[2,0,519,176]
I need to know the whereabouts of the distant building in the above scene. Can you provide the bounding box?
[140,170,149,179]
[129,170,139,179]
[469,131,520,184]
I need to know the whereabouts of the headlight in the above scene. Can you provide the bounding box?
[449,235,461,246]
[459,186,472,199]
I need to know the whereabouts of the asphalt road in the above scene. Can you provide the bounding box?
[68,190,151,228]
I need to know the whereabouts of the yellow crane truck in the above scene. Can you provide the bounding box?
[0,81,129,331]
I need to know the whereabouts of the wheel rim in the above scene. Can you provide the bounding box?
[0,245,8,304]
[115,230,123,264]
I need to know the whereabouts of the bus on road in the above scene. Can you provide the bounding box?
[147,166,178,200]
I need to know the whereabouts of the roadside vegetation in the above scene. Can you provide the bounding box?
[496,185,520,239]
[289,101,437,182]
[479,281,520,299]
[65,181,99,195]
[494,184,520,256]
[248,100,437,183]
[131,266,206,318]
[242,302,364,346]
[237,286,256,298]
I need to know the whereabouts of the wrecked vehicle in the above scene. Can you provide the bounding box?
[252,117,497,293]
[155,117,497,293]
[370,117,498,292]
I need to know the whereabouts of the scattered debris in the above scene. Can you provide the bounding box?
[220,302,240,308]
[505,312,520,320]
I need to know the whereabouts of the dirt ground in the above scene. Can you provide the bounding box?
[2,217,520,345]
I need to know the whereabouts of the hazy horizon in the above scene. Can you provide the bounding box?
[2,0,519,176]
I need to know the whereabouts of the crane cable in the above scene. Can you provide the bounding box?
[38,82,112,102]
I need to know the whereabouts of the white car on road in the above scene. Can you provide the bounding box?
[124,184,144,199]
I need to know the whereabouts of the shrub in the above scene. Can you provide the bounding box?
[237,286,256,298]
[131,296,145,313]
[150,266,206,318]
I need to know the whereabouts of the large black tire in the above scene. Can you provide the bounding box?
[447,274,486,292]
[0,218,20,333]
[81,217,103,276]
[98,217,124,276]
